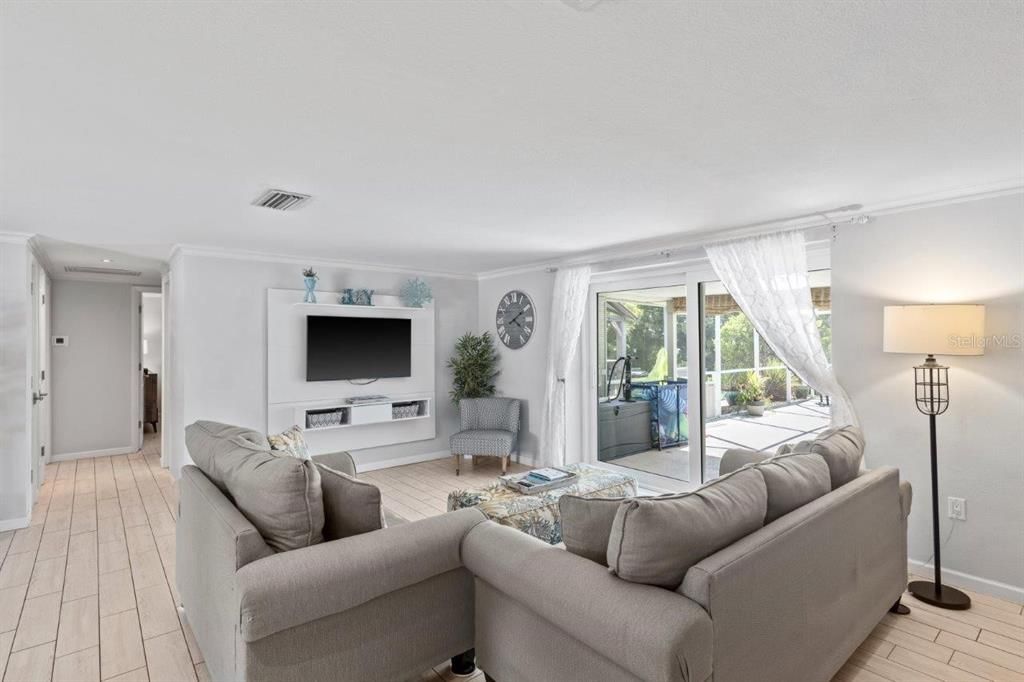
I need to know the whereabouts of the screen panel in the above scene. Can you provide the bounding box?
[306,316,412,381]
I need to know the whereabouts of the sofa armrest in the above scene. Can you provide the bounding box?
[899,480,913,520]
[312,450,357,477]
[719,447,769,475]
[236,507,485,642]
[463,521,713,682]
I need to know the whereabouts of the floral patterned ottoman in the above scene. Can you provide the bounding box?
[446,464,637,545]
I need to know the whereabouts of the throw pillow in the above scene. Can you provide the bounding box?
[185,421,325,552]
[268,425,311,460]
[559,495,628,566]
[317,463,385,540]
[779,425,865,490]
[606,466,767,589]
[754,452,831,523]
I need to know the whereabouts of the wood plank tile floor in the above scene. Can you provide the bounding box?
[1,437,1020,681]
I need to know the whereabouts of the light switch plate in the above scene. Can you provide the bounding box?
[947,497,966,521]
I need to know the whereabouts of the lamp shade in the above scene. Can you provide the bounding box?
[883,304,985,356]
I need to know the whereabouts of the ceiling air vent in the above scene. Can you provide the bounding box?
[64,266,142,277]
[252,189,311,211]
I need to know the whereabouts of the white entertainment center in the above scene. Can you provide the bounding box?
[266,288,436,454]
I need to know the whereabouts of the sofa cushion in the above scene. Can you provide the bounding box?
[755,452,831,523]
[317,463,385,540]
[559,495,628,566]
[606,466,767,589]
[185,421,325,552]
[779,425,865,490]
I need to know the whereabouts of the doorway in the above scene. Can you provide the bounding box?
[140,291,163,451]
[595,285,692,482]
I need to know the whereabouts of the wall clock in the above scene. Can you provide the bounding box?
[495,290,535,349]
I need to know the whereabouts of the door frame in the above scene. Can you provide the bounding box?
[582,267,712,491]
[130,285,161,453]
[29,257,51,500]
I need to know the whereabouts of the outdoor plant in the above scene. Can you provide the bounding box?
[737,371,768,406]
[763,367,788,402]
[448,332,499,404]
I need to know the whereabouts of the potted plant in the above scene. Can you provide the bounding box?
[447,332,500,403]
[302,267,318,303]
[738,371,769,417]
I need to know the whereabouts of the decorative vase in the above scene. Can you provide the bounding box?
[303,276,318,303]
[400,278,433,308]
[354,289,374,306]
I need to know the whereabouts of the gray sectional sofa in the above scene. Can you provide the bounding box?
[178,422,910,682]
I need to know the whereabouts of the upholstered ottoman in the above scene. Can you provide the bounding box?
[447,464,637,544]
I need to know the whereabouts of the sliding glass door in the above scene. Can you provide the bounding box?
[583,261,831,490]
[592,282,696,487]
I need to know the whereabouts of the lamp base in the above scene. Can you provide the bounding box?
[908,580,971,610]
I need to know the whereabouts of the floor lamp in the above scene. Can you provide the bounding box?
[883,304,985,611]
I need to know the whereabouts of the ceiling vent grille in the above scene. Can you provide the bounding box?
[252,189,311,211]
[64,266,143,277]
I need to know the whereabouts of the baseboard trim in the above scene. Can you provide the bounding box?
[51,446,137,462]
[0,516,30,532]
[357,449,452,473]
[909,559,1024,604]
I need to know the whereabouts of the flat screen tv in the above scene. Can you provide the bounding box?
[306,316,412,381]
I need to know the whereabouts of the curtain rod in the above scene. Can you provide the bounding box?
[545,204,869,274]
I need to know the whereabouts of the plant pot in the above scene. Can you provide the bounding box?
[746,400,767,417]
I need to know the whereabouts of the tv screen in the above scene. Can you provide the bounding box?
[306,316,412,381]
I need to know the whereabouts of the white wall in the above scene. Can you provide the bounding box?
[832,193,1024,598]
[165,253,478,475]
[0,239,33,527]
[477,270,555,461]
[476,269,586,465]
[50,280,134,455]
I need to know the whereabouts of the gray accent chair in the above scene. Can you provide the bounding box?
[450,397,521,475]
[176,429,487,682]
[463,464,912,682]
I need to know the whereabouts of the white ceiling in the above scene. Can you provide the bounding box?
[2,1,1021,277]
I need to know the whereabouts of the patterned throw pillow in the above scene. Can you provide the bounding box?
[268,425,311,460]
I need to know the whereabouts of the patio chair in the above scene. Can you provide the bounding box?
[450,397,521,475]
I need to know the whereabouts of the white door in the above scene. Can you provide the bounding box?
[30,261,49,497]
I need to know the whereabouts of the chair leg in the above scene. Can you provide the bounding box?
[501,455,507,474]
[454,454,460,476]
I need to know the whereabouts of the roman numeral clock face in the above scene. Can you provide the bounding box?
[496,290,535,350]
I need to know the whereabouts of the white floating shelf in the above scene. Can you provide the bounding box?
[296,397,432,432]
[293,302,428,313]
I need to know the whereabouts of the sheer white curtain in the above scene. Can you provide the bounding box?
[705,231,858,427]
[539,265,592,466]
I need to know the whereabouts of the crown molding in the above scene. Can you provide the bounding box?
[167,243,478,281]
[471,180,1024,279]
[0,231,33,245]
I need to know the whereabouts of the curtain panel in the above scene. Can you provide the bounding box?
[704,231,858,427]
[539,265,592,466]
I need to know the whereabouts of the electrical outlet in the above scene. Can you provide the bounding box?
[947,497,966,521]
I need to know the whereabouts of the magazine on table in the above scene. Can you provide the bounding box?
[500,467,578,494]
